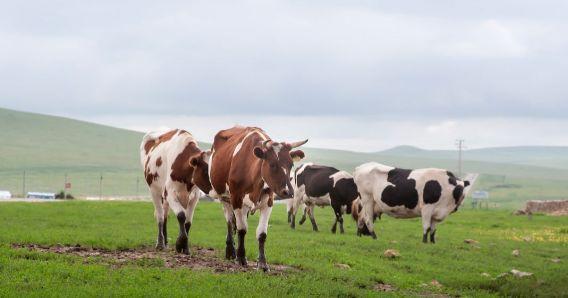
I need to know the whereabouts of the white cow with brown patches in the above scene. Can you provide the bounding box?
[140,129,212,254]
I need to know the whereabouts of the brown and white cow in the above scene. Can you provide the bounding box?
[352,162,470,243]
[140,129,212,254]
[208,126,307,271]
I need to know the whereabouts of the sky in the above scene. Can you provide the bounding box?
[1,0,567,152]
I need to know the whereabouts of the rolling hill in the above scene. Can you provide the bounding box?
[0,107,567,207]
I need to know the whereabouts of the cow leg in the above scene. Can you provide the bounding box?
[163,199,169,247]
[166,189,189,255]
[421,213,432,243]
[429,220,438,244]
[256,204,272,272]
[150,188,166,250]
[307,205,318,231]
[331,217,338,234]
[222,202,236,260]
[182,188,200,248]
[422,208,432,243]
[338,214,345,234]
[331,204,343,234]
[360,196,377,239]
[286,199,293,224]
[233,198,250,267]
[298,205,307,225]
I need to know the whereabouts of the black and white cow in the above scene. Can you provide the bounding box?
[352,162,470,243]
[289,163,359,234]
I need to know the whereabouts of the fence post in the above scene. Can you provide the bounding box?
[22,170,26,198]
[64,173,68,199]
[99,173,103,200]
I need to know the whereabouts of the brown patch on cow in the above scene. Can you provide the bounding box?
[156,157,162,167]
[11,243,293,274]
[144,139,156,154]
[143,156,159,185]
[145,172,159,186]
[170,141,201,191]
[145,129,179,155]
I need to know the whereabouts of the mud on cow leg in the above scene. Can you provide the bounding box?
[422,227,430,244]
[430,229,436,243]
[156,221,165,250]
[257,233,268,272]
[236,229,247,266]
[163,217,168,246]
[225,222,236,260]
[175,212,189,254]
[299,207,307,225]
[290,214,296,229]
[308,206,318,232]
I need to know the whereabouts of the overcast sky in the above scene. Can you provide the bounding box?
[1,1,567,151]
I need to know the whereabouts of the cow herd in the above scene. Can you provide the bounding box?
[140,126,471,272]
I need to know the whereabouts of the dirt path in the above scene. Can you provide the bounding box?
[11,243,293,274]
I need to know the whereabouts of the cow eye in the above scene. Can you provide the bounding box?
[270,163,277,170]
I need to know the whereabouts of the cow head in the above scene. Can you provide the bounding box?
[189,150,213,194]
[351,197,377,238]
[253,139,307,199]
[452,179,471,213]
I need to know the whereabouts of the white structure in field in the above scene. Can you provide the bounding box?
[26,192,56,199]
[0,191,11,199]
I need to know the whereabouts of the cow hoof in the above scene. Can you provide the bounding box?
[175,237,188,254]
[299,218,306,225]
[155,244,165,251]
[226,247,236,260]
[257,262,269,272]
[237,256,248,267]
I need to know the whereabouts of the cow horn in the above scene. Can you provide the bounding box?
[262,139,273,149]
[289,139,308,148]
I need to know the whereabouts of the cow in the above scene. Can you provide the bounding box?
[352,162,470,243]
[208,126,307,271]
[289,163,359,234]
[140,129,212,254]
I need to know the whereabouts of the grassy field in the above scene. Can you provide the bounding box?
[0,201,566,297]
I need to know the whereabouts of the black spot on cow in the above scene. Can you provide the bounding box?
[423,180,442,204]
[453,185,464,203]
[447,171,457,186]
[381,168,419,209]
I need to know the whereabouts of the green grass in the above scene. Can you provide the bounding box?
[0,201,566,297]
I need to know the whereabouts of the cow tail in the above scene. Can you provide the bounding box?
[351,193,362,221]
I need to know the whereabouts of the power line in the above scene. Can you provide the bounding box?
[455,139,466,177]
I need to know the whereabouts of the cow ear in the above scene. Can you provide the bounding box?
[253,146,266,159]
[189,154,201,167]
[290,150,305,162]
[464,180,470,187]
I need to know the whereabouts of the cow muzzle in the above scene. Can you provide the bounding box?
[279,188,293,199]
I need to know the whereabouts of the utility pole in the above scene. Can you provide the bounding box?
[455,139,465,177]
[22,170,26,198]
[63,173,68,199]
[136,176,139,199]
[99,173,103,200]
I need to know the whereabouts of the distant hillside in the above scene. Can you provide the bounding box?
[0,107,567,207]
[379,145,568,170]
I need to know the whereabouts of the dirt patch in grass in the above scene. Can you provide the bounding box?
[11,243,293,274]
